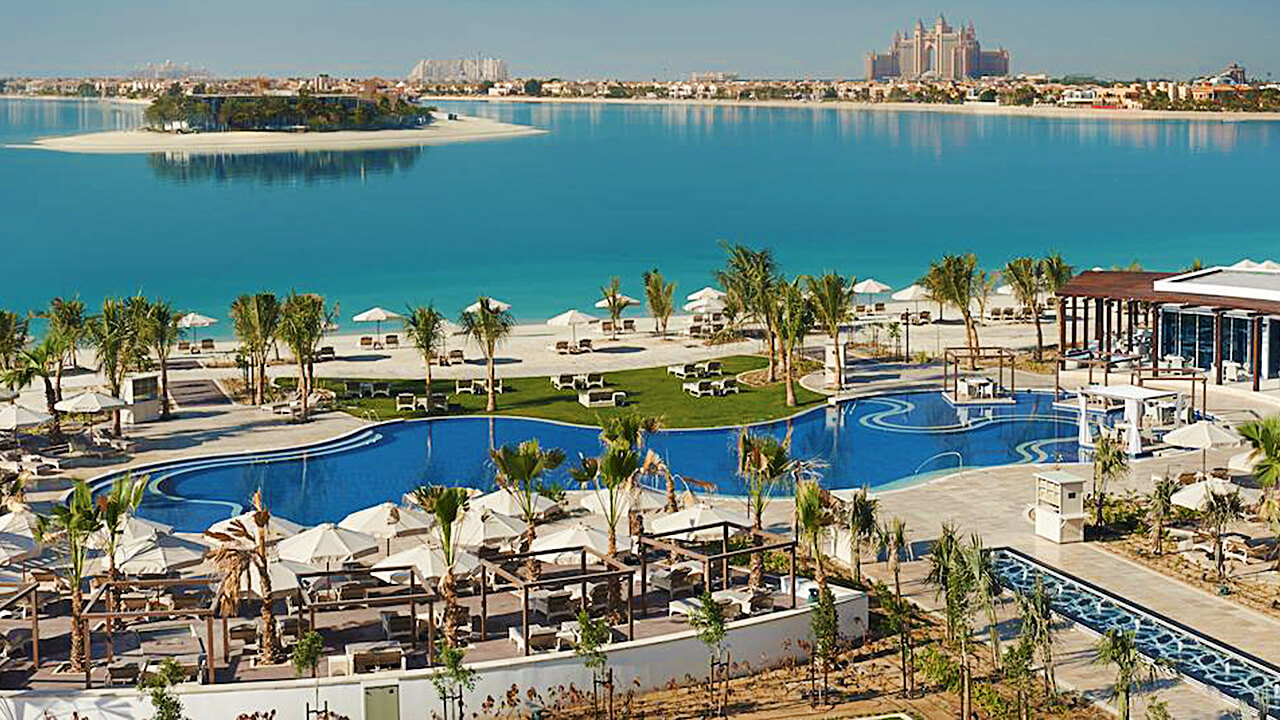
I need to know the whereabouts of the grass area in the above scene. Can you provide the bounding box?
[305,355,826,428]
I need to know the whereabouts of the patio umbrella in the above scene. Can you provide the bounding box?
[464,298,512,314]
[339,502,433,552]
[891,284,932,357]
[649,503,748,542]
[0,509,40,539]
[686,287,726,302]
[371,542,479,585]
[54,391,127,415]
[207,512,304,544]
[682,297,726,314]
[241,558,321,599]
[579,486,667,516]
[0,388,15,402]
[473,488,559,519]
[455,509,527,550]
[853,278,891,297]
[277,523,378,568]
[99,536,206,576]
[0,531,38,565]
[1171,478,1261,511]
[352,307,403,347]
[1164,420,1241,471]
[594,295,639,311]
[177,312,218,348]
[530,522,627,564]
[88,514,174,550]
[0,405,51,432]
[547,309,596,344]
[1228,450,1259,475]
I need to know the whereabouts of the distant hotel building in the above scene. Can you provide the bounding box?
[865,16,1009,81]
[407,57,509,84]
[690,71,739,83]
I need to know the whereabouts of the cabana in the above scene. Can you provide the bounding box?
[1074,384,1182,456]
[941,346,1017,404]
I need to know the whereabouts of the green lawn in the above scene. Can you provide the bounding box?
[306,355,825,428]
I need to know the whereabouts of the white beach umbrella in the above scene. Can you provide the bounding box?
[594,295,640,310]
[277,523,378,568]
[686,287,726,302]
[1164,420,1241,471]
[1171,479,1260,511]
[99,536,206,576]
[0,531,38,565]
[852,278,892,295]
[530,522,627,564]
[649,503,749,542]
[579,486,667,516]
[547,309,597,344]
[0,388,16,402]
[207,512,304,544]
[473,488,559,519]
[372,543,480,585]
[464,298,512,314]
[88,514,174,550]
[682,297,726,314]
[339,502,432,552]
[54,391,127,415]
[177,312,219,349]
[891,284,931,302]
[1228,450,1259,475]
[0,405,52,431]
[456,509,527,549]
[0,510,40,539]
[353,307,403,346]
[241,558,321,599]
[996,284,1015,296]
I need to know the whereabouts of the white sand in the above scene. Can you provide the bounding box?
[16,114,544,155]
[424,95,1280,123]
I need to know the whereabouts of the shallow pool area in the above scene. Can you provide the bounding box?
[113,390,1078,532]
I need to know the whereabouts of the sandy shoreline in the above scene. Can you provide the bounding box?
[13,114,545,155]
[423,94,1280,123]
[0,94,151,106]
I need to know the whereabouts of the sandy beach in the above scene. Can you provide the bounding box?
[424,94,1280,123]
[15,114,545,155]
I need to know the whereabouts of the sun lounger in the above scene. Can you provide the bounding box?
[622,319,636,333]
[359,382,374,398]
[415,393,448,413]
[177,340,191,353]
[371,382,391,398]
[360,336,374,349]
[874,302,886,314]
[667,363,698,379]
[696,361,722,376]
[579,389,626,408]
[448,349,465,363]
[200,339,215,352]
[395,393,416,412]
[379,611,414,642]
[473,378,504,394]
[854,304,868,315]
[344,381,362,399]
[668,594,740,621]
[683,380,714,398]
[384,334,399,349]
[712,378,739,395]
[552,374,576,391]
[508,624,557,653]
[600,320,615,334]
[578,338,594,353]
[714,587,770,616]
[576,373,605,390]
[348,641,407,673]
[917,310,932,324]
[650,566,695,599]
[454,379,475,395]
[551,340,571,355]
[530,588,575,624]
[107,658,141,686]
[316,346,336,362]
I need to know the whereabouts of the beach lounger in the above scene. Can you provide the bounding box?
[371,382,391,398]
[650,566,695,599]
[576,373,605,390]
[552,374,576,391]
[384,334,399,349]
[344,381,362,399]
[200,339,215,352]
[601,320,615,334]
[379,611,414,642]
[578,338,594,353]
[448,349,465,363]
[359,382,374,398]
[360,336,374,349]
[917,310,932,324]
[177,340,191,353]
[551,340,571,355]
[316,346,336,362]
[667,363,698,379]
[530,589,574,624]
[686,324,704,337]
[854,304,868,315]
[395,393,416,412]
[683,380,714,398]
[508,625,557,653]
[622,319,636,332]
[874,302,886,314]
[107,659,142,686]
[454,379,475,395]
[473,378,504,394]
[415,393,448,413]
[578,389,626,408]
[712,378,739,395]
[696,360,722,376]
[715,588,770,616]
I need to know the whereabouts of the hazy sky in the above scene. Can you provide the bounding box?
[3,0,1276,81]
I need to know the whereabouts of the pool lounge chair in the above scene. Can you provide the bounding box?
[667,363,698,379]
[448,349,465,363]
[530,589,574,624]
[683,380,714,398]
[379,611,414,642]
[200,339,215,352]
[454,379,475,395]
[578,338,594,353]
[473,378,504,395]
[508,625,557,654]
[415,393,448,413]
[579,389,626,408]
[712,378,739,395]
[550,340,571,355]
[622,319,636,333]
[359,382,375,398]
[696,360,722,376]
[371,382,391,398]
[685,324,704,337]
[600,320,615,334]
[917,310,932,324]
[360,336,374,349]
[316,346,336,362]
[344,381,362,399]
[552,374,576,391]
[577,373,605,390]
[395,394,416,412]
[384,334,399,349]
[177,340,191,353]
[874,302,886,314]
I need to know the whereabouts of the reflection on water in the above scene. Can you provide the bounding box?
[145,146,424,185]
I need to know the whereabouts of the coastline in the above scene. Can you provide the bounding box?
[0,93,151,106]
[11,114,545,154]
[423,94,1280,123]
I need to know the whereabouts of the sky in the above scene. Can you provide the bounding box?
[2,0,1277,81]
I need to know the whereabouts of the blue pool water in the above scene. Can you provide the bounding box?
[3,98,1280,331]
[994,549,1279,715]
[112,391,1077,531]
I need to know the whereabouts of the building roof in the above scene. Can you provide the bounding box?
[1154,264,1280,304]
[1081,384,1179,401]
[1056,269,1280,316]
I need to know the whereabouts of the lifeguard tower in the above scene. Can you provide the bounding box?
[1034,470,1087,544]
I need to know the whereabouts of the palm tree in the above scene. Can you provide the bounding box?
[229,293,280,406]
[136,298,182,419]
[1004,257,1048,360]
[776,278,814,406]
[805,273,854,392]
[1148,473,1178,555]
[599,412,661,452]
[878,585,916,697]
[921,254,981,367]
[974,269,998,328]
[278,293,326,420]
[45,297,86,400]
[206,489,282,665]
[489,439,565,579]
[1041,252,1074,351]
[1238,416,1280,505]
[0,310,29,371]
[1093,629,1161,720]
[459,297,514,413]
[403,304,447,409]
[926,523,975,718]
[794,479,833,592]
[1091,432,1129,529]
[35,480,102,673]
[2,335,67,441]
[876,516,911,600]
[925,522,961,638]
[97,473,146,623]
[88,298,144,435]
[599,277,629,340]
[844,487,878,584]
[594,447,639,619]
[964,535,1004,671]
[738,433,792,588]
[642,268,676,336]
[1202,490,1245,582]
[716,243,781,381]
[1017,575,1057,693]
[411,484,469,646]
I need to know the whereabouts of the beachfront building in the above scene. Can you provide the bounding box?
[407,57,509,84]
[865,15,1010,81]
[1054,260,1280,390]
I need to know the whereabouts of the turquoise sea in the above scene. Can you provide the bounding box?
[2,98,1279,336]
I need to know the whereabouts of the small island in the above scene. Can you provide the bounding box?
[144,88,432,132]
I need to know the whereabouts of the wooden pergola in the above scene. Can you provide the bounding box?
[634,521,798,618]
[294,566,439,662]
[0,582,41,669]
[941,346,1018,401]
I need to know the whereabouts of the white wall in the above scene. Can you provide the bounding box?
[0,589,867,720]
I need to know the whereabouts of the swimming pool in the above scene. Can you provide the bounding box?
[993,548,1279,715]
[111,390,1078,532]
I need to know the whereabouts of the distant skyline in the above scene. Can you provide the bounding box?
[3,0,1277,81]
